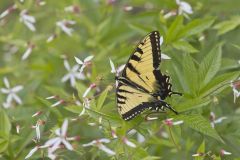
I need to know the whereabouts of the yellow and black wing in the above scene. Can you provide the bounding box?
[121,31,172,99]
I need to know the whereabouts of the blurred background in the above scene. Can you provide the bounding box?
[0,0,240,159]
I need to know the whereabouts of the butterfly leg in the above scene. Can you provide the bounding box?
[157,100,178,115]
[170,91,182,96]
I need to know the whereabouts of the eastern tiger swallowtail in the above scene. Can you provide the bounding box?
[116,31,182,121]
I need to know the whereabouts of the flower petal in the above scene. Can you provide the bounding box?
[63,60,71,70]
[109,58,116,73]
[84,55,94,62]
[3,77,10,88]
[12,85,23,92]
[74,56,83,65]
[1,88,10,94]
[99,138,111,143]
[61,73,71,83]
[98,144,116,156]
[62,139,73,150]
[12,94,22,104]
[25,146,38,159]
[21,47,33,60]
[61,119,68,136]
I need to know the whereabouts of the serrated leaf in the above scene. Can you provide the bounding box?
[172,40,198,53]
[176,114,223,142]
[213,16,240,35]
[177,17,215,38]
[199,44,222,87]
[182,54,199,95]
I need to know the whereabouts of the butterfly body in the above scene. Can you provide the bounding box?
[116,31,181,121]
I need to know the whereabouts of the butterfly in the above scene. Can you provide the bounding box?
[116,31,182,121]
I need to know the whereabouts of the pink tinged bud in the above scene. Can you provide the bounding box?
[220,149,232,156]
[111,130,118,138]
[46,34,57,43]
[16,124,20,134]
[46,95,58,99]
[192,152,204,157]
[0,4,17,19]
[210,112,215,122]
[164,118,173,126]
[123,5,133,12]
[32,111,43,117]
[51,100,65,107]
[90,83,97,89]
[122,137,136,148]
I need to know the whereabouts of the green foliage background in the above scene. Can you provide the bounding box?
[0,0,240,159]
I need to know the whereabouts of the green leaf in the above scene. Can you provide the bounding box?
[213,16,240,35]
[96,86,111,110]
[0,132,9,153]
[182,54,199,95]
[172,40,198,53]
[199,71,240,98]
[177,98,211,112]
[199,44,222,87]
[128,23,154,34]
[64,105,83,114]
[194,141,205,160]
[166,16,183,43]
[175,114,223,142]
[177,17,215,38]
[0,109,11,134]
[0,109,11,153]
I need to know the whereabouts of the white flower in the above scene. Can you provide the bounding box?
[56,20,76,36]
[1,77,23,107]
[122,137,136,148]
[19,10,36,32]
[43,119,74,152]
[176,0,193,15]
[137,133,145,143]
[75,55,94,74]
[210,112,227,128]
[220,149,232,156]
[25,146,39,159]
[109,58,125,76]
[61,59,85,87]
[21,43,35,60]
[0,4,17,19]
[83,138,115,156]
[164,118,184,126]
[230,79,240,103]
